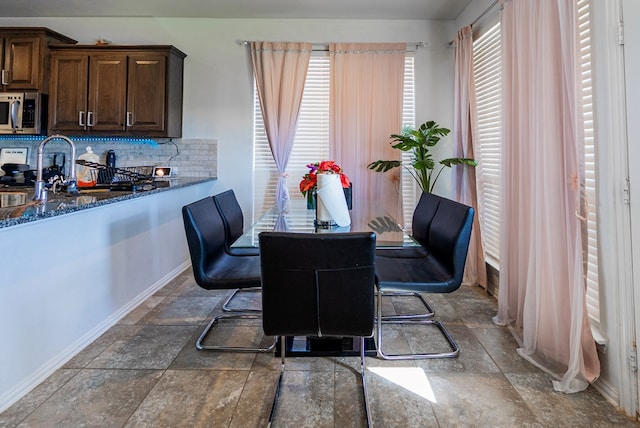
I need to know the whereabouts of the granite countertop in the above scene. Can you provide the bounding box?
[0,177,215,229]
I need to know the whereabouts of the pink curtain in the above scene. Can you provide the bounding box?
[329,43,406,219]
[453,26,488,288]
[493,0,600,392]
[250,42,311,212]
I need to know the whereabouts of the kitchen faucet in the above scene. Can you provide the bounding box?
[33,134,78,202]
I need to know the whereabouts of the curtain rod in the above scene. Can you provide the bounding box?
[471,0,499,27]
[448,0,499,46]
[239,40,428,51]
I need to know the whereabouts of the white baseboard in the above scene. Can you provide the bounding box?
[0,261,190,413]
[592,376,622,410]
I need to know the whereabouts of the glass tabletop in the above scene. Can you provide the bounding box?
[233,197,419,249]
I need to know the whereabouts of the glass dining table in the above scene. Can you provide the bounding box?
[232,197,419,249]
[232,197,419,357]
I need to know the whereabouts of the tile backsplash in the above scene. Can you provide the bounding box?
[0,137,217,178]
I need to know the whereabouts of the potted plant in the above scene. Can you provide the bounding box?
[368,120,477,193]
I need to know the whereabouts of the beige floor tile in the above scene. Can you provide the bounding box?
[86,325,195,370]
[4,270,637,428]
[16,369,162,427]
[507,372,639,427]
[427,372,542,427]
[124,369,248,427]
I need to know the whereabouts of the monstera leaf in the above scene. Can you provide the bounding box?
[368,120,477,193]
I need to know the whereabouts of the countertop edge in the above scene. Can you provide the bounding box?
[0,177,216,229]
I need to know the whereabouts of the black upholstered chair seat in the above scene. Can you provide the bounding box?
[198,256,262,288]
[375,254,456,292]
[375,246,430,258]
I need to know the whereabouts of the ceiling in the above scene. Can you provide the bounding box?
[0,0,472,20]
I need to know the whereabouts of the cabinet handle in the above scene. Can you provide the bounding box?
[87,111,94,127]
[1,70,7,85]
[126,112,133,127]
[10,100,20,131]
[78,111,85,127]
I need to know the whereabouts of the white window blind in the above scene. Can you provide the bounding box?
[253,54,415,223]
[401,55,417,229]
[577,0,600,325]
[473,22,502,266]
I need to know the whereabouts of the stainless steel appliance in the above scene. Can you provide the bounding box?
[0,92,46,134]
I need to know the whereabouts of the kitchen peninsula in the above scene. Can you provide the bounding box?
[0,177,212,227]
[0,177,216,409]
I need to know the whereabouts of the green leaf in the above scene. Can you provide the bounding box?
[367,160,402,172]
[414,158,435,171]
[440,158,478,167]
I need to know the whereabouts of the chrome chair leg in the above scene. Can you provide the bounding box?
[360,336,373,428]
[196,313,276,352]
[266,336,373,427]
[375,288,459,360]
[267,336,286,428]
[376,290,435,321]
[222,287,262,312]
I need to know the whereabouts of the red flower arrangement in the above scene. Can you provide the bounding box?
[299,160,350,199]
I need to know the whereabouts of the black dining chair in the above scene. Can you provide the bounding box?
[213,189,261,313]
[259,231,376,427]
[374,195,474,360]
[182,196,275,352]
[374,191,444,322]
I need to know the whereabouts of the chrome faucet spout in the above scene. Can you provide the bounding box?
[33,134,78,202]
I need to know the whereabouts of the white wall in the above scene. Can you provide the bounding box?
[0,17,456,220]
[0,181,215,411]
[620,0,640,415]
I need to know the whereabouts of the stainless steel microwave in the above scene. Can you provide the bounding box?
[0,92,46,134]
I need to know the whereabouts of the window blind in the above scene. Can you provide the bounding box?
[473,22,502,266]
[577,0,601,325]
[253,54,415,223]
[401,55,417,229]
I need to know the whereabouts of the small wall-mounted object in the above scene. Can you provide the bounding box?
[152,166,172,178]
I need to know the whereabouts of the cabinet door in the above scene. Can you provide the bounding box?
[49,54,89,132]
[1,36,40,91]
[126,54,166,133]
[88,54,127,131]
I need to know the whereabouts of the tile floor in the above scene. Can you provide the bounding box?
[1,268,638,427]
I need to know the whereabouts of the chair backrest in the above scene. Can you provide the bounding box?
[428,197,474,286]
[259,232,376,338]
[213,189,245,244]
[182,196,227,285]
[411,191,442,247]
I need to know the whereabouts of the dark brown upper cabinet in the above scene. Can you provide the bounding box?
[49,45,186,138]
[0,27,76,92]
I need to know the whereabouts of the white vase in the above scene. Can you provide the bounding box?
[316,173,351,227]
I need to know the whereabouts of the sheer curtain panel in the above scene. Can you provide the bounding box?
[250,42,312,212]
[453,25,488,288]
[329,43,406,219]
[493,0,600,392]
